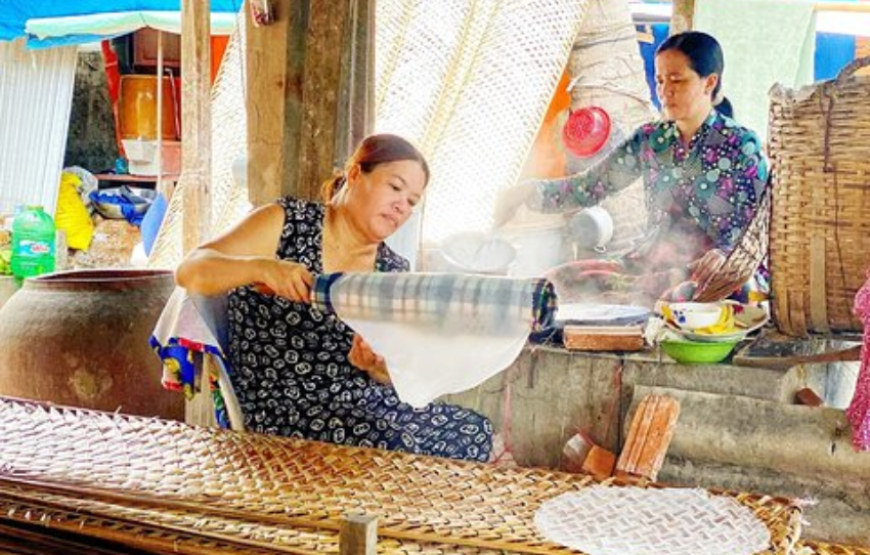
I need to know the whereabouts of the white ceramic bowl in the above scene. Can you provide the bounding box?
[668,302,722,331]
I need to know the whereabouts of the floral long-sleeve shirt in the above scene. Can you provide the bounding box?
[530,110,769,255]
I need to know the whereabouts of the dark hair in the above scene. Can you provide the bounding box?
[656,31,727,110]
[715,96,734,119]
[322,134,430,203]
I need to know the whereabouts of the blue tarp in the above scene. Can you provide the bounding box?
[815,32,857,81]
[0,1,242,47]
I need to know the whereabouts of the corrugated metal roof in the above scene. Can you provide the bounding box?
[0,39,77,217]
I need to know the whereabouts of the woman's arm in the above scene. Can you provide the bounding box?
[689,131,768,287]
[528,128,646,213]
[712,132,769,254]
[493,128,646,227]
[175,203,313,301]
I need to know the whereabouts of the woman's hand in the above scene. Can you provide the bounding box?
[255,259,314,303]
[348,334,391,385]
[688,249,726,290]
[492,182,536,228]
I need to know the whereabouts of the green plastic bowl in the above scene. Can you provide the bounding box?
[660,339,739,364]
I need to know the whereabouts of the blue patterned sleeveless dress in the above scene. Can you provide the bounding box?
[227,197,493,462]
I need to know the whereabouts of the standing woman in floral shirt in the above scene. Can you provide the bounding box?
[496,31,769,304]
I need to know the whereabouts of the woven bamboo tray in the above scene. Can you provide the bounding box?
[768,57,870,335]
[796,541,870,555]
[0,397,801,555]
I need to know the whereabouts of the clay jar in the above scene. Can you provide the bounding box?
[0,269,182,420]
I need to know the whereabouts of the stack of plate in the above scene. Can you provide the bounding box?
[659,301,769,343]
[656,301,770,364]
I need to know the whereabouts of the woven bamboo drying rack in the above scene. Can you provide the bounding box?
[0,397,802,555]
[796,541,870,555]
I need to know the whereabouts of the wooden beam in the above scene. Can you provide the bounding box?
[335,0,376,166]
[298,0,354,201]
[246,0,307,206]
[670,0,695,35]
[181,0,212,254]
[246,0,361,204]
[814,2,870,13]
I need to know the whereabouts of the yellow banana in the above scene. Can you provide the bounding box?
[696,304,735,335]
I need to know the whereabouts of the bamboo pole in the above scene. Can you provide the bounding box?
[156,30,163,196]
[180,0,212,254]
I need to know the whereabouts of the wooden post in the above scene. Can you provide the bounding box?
[245,0,306,206]
[670,0,695,34]
[339,514,378,555]
[181,0,212,254]
[335,0,376,166]
[298,0,353,201]
[245,0,357,205]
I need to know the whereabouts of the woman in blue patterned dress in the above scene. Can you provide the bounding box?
[176,134,493,462]
[496,31,769,304]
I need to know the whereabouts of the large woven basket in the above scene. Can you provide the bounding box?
[768,57,870,336]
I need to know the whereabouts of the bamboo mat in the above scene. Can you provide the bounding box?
[796,541,870,555]
[0,397,801,555]
[0,483,501,555]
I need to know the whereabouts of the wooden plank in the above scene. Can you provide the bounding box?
[180,0,212,253]
[340,514,378,555]
[616,394,681,482]
[615,396,647,476]
[245,0,306,206]
[809,235,831,334]
[813,2,870,13]
[616,394,659,477]
[632,395,680,481]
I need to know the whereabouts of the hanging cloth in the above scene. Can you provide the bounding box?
[312,273,557,408]
[847,272,870,451]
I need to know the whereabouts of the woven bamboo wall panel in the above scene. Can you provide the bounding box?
[0,398,801,554]
[768,58,870,336]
